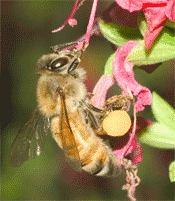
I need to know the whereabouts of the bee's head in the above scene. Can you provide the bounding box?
[37,49,82,75]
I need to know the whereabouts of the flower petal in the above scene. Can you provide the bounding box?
[113,41,152,113]
[144,6,168,49]
[84,0,98,44]
[124,117,152,165]
[52,0,78,33]
[129,138,143,165]
[144,7,167,31]
[112,117,152,165]
[115,0,143,12]
[68,18,77,27]
[166,0,175,21]
[90,74,115,108]
[112,130,143,166]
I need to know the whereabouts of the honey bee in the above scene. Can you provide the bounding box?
[10,43,133,177]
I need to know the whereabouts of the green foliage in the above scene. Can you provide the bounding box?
[169,161,175,182]
[152,92,175,130]
[99,16,175,66]
[104,52,115,75]
[166,20,175,29]
[99,19,143,47]
[138,11,147,37]
[127,27,175,65]
[138,92,175,149]
[138,122,175,149]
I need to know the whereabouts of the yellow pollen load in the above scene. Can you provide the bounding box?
[102,110,131,137]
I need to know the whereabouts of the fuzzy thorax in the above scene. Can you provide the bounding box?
[37,68,87,117]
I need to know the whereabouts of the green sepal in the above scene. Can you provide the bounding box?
[166,20,175,29]
[169,161,175,182]
[138,92,175,149]
[152,92,175,131]
[138,122,175,149]
[138,11,147,37]
[99,19,143,47]
[104,53,115,75]
[127,27,175,65]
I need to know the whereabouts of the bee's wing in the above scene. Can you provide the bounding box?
[10,107,50,167]
[59,89,82,171]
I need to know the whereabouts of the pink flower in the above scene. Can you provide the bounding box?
[52,0,79,32]
[91,41,152,169]
[92,41,152,113]
[124,117,153,165]
[52,0,98,47]
[99,117,153,166]
[68,18,77,27]
[115,0,175,49]
[113,41,152,113]
[90,74,115,108]
[112,117,152,164]
[112,132,143,166]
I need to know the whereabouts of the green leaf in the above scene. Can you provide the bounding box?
[166,20,175,29]
[138,92,175,149]
[138,11,147,37]
[104,53,115,75]
[138,123,175,149]
[127,27,175,65]
[169,161,175,182]
[99,19,143,47]
[152,92,175,131]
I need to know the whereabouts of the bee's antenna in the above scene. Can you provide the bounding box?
[51,40,80,53]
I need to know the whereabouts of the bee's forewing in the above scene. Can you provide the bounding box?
[59,93,82,172]
[10,107,50,167]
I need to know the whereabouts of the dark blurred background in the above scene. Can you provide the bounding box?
[1,1,174,200]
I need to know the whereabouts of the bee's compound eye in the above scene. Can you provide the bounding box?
[68,59,79,73]
[51,57,69,71]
